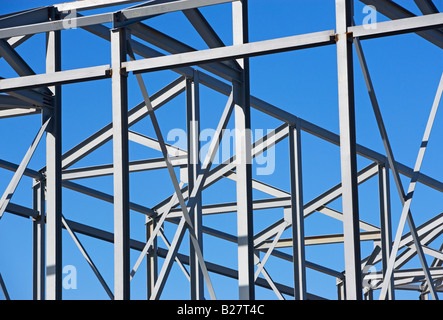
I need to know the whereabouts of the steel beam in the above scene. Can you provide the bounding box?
[62,156,187,180]
[378,163,394,300]
[233,0,254,300]
[54,0,145,11]
[0,65,111,93]
[258,231,381,249]
[0,108,39,119]
[359,0,443,48]
[123,29,335,74]
[289,123,307,300]
[145,216,157,299]
[336,0,362,300]
[186,71,204,300]
[0,0,234,39]
[349,12,443,40]
[32,180,45,300]
[119,0,235,25]
[111,27,130,300]
[0,7,49,29]
[0,13,114,39]
[0,95,35,109]
[4,88,52,108]
[129,130,187,157]
[45,13,62,299]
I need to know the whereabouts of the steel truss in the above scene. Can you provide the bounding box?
[0,0,442,300]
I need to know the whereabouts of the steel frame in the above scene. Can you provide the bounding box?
[0,0,442,300]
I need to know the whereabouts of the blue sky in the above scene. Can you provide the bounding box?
[0,0,442,300]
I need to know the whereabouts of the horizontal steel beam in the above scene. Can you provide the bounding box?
[0,0,234,39]
[349,12,443,40]
[366,267,443,281]
[259,232,382,249]
[0,108,39,119]
[62,156,187,180]
[0,65,111,93]
[123,29,336,73]
[5,88,52,108]
[118,0,235,25]
[258,231,381,249]
[168,197,293,217]
[54,0,145,12]
[359,0,443,48]
[0,95,35,108]
[0,13,114,39]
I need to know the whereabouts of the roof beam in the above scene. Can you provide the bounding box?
[0,107,39,119]
[0,0,235,39]
[123,29,336,73]
[359,0,443,48]
[0,65,111,93]
[54,0,144,12]
[0,7,49,29]
[350,12,443,40]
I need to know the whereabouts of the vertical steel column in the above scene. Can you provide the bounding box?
[289,122,307,300]
[378,162,395,300]
[335,0,362,300]
[45,9,62,300]
[337,278,345,300]
[146,216,157,299]
[32,180,45,300]
[186,71,204,300]
[232,0,254,300]
[111,26,130,300]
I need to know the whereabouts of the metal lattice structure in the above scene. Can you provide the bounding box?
[0,0,442,300]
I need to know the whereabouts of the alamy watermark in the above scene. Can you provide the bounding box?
[61,10,77,30]
[167,124,276,176]
[362,5,378,29]
[63,265,77,290]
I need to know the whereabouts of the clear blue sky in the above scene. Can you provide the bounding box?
[0,0,442,300]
